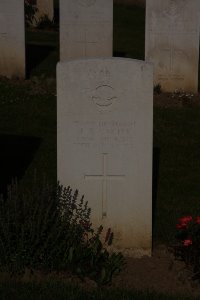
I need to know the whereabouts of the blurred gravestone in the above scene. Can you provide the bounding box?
[145,0,199,92]
[57,58,153,256]
[0,0,25,79]
[60,0,113,60]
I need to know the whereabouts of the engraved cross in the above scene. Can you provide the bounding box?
[156,18,186,74]
[76,28,97,56]
[84,153,125,219]
[161,22,179,73]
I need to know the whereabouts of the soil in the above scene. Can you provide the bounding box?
[154,91,200,108]
[1,245,199,298]
[111,244,200,298]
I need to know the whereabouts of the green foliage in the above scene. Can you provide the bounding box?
[0,176,63,273]
[64,224,124,285]
[0,281,197,300]
[36,15,56,30]
[154,84,162,95]
[25,2,56,30]
[25,0,38,27]
[0,175,124,284]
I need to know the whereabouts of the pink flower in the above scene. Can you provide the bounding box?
[183,239,192,246]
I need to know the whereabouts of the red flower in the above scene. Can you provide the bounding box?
[176,216,192,230]
[183,239,192,246]
[179,216,192,224]
[176,223,187,229]
[196,216,200,224]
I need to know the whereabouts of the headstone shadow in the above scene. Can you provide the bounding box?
[25,44,55,78]
[113,51,127,57]
[0,134,41,197]
[152,147,160,241]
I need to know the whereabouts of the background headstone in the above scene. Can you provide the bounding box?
[0,0,25,79]
[145,0,199,92]
[60,0,113,60]
[36,0,54,22]
[57,58,153,256]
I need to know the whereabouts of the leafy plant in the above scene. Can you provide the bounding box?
[64,224,124,285]
[153,83,162,95]
[36,15,56,30]
[25,0,38,27]
[172,215,200,281]
[0,175,124,284]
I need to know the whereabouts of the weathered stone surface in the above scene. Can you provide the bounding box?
[0,0,25,79]
[145,0,199,92]
[57,58,153,256]
[60,0,113,60]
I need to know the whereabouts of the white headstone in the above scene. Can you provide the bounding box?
[57,58,153,257]
[0,0,25,79]
[145,0,199,92]
[60,0,113,60]
[36,0,54,21]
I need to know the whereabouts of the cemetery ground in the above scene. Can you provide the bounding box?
[0,3,200,299]
[1,71,200,300]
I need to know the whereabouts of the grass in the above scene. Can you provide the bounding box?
[154,107,200,243]
[0,79,56,189]
[0,3,200,299]
[25,29,59,78]
[0,281,198,300]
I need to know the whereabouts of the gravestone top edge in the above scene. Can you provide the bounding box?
[57,58,154,69]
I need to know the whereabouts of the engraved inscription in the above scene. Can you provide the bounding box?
[77,0,96,7]
[0,33,6,39]
[92,85,117,112]
[87,66,111,82]
[73,120,135,146]
[0,13,6,35]
[85,153,125,218]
